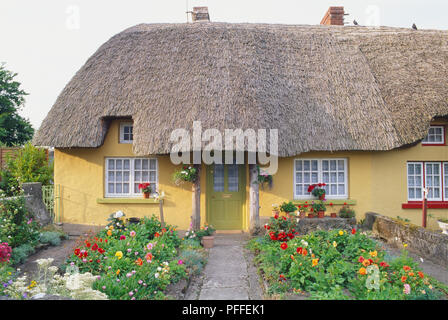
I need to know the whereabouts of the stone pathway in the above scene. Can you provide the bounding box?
[186,233,263,300]
[18,239,77,278]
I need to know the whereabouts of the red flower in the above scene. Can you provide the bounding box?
[274,214,279,219]
[343,202,347,205]
[358,256,365,263]
[351,228,356,235]
[91,243,99,251]
[96,259,101,263]
[98,248,105,254]
[280,242,288,250]
[162,228,167,233]
[329,202,333,206]
[282,216,286,221]
[418,271,424,278]
[379,261,389,268]
[74,248,80,256]
[83,251,88,257]
[279,274,286,281]
[297,247,303,254]
[307,185,316,193]
[120,235,126,240]
[401,276,407,283]
[266,225,270,230]
[85,241,91,248]
[154,232,160,238]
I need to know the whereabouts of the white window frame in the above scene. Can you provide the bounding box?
[293,158,348,200]
[119,122,133,144]
[407,161,447,201]
[407,162,424,201]
[105,157,158,198]
[425,162,442,201]
[422,125,445,145]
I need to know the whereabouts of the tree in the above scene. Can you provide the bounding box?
[0,63,34,146]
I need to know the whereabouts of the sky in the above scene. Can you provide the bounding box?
[1,0,447,130]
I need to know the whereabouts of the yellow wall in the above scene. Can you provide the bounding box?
[55,120,203,229]
[55,119,448,231]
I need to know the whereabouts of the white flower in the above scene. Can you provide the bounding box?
[114,210,124,218]
[157,267,162,271]
[154,273,159,278]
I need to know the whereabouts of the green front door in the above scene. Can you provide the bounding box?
[206,163,246,230]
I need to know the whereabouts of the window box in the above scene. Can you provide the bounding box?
[97,198,162,204]
[402,201,448,209]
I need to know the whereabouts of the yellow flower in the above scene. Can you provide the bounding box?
[107,230,112,236]
[312,258,319,267]
[109,225,114,230]
[359,267,367,275]
[338,230,344,236]
[116,269,120,275]
[403,243,408,248]
[115,251,123,260]
[332,241,337,248]
[369,250,377,257]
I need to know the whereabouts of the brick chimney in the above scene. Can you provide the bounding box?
[191,7,210,22]
[320,6,345,26]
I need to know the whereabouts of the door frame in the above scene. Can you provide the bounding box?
[205,163,247,230]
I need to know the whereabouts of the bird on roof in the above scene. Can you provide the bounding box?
[353,20,358,26]
[412,23,417,30]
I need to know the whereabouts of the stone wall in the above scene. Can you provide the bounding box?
[364,212,448,265]
[260,216,356,235]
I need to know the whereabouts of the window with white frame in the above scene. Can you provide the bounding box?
[120,122,133,143]
[422,126,445,145]
[407,161,448,201]
[294,159,348,199]
[105,158,157,197]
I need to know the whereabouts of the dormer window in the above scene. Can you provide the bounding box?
[422,125,445,145]
[120,122,133,144]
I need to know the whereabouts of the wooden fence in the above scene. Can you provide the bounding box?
[0,147,21,170]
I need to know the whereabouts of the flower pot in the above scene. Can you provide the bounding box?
[330,212,337,218]
[308,213,315,218]
[143,192,150,199]
[318,211,325,218]
[438,220,448,235]
[319,194,326,200]
[201,236,215,248]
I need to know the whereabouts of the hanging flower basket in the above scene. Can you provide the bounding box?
[173,165,199,185]
[256,165,273,189]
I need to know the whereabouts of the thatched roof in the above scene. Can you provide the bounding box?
[33,23,448,157]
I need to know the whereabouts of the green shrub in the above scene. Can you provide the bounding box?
[39,231,62,246]
[11,243,35,264]
[279,201,296,213]
[0,196,40,248]
[339,205,355,218]
[179,249,207,276]
[4,142,53,187]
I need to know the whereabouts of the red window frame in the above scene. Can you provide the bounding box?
[402,161,447,209]
[421,125,446,146]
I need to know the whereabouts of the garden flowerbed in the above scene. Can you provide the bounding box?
[248,227,448,300]
[1,213,208,300]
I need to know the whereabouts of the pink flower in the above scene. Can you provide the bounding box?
[120,235,126,240]
[130,231,136,237]
[403,284,411,295]
[129,291,134,297]
[178,259,184,265]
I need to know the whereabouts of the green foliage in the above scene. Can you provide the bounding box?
[39,231,62,246]
[0,63,34,146]
[248,229,444,300]
[172,165,198,184]
[0,196,40,248]
[194,223,216,239]
[11,243,35,264]
[3,143,53,186]
[311,200,326,212]
[65,213,200,300]
[339,205,355,218]
[178,249,207,276]
[279,201,296,213]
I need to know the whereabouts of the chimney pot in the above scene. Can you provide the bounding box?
[192,6,210,22]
